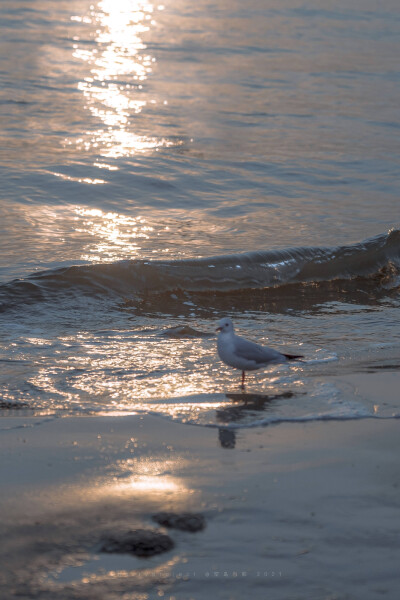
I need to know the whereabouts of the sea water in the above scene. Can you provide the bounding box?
[1,0,400,430]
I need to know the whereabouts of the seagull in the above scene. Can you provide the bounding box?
[216,317,303,388]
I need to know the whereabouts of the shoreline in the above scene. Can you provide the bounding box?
[1,413,399,599]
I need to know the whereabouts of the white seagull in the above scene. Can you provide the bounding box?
[216,317,303,388]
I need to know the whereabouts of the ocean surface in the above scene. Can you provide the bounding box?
[1,0,400,431]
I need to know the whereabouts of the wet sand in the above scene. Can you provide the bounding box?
[0,408,399,600]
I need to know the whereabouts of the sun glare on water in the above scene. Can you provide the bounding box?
[68,0,173,159]
[74,206,154,262]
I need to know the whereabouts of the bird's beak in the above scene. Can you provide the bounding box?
[216,326,222,332]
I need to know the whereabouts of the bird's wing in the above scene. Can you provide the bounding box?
[233,335,282,364]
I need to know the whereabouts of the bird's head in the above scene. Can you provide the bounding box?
[216,317,234,334]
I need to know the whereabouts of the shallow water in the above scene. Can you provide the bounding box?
[1,0,400,428]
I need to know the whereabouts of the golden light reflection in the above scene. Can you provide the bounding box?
[74,206,154,261]
[60,336,219,402]
[27,325,302,424]
[27,324,302,426]
[68,1,174,158]
[114,474,181,493]
[53,172,106,185]
[28,331,236,422]
[99,456,189,500]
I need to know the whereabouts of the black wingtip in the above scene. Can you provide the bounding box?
[284,353,304,361]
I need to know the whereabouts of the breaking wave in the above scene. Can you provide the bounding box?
[1,230,399,312]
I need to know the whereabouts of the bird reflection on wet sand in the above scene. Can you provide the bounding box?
[217,391,295,448]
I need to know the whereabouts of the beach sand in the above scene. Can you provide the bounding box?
[0,391,399,600]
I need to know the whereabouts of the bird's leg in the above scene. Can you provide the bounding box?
[241,371,245,389]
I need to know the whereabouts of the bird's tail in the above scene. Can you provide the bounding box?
[283,353,304,361]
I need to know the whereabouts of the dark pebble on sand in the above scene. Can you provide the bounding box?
[100,529,174,557]
[152,512,206,532]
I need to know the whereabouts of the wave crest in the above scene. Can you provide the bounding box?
[1,230,399,312]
